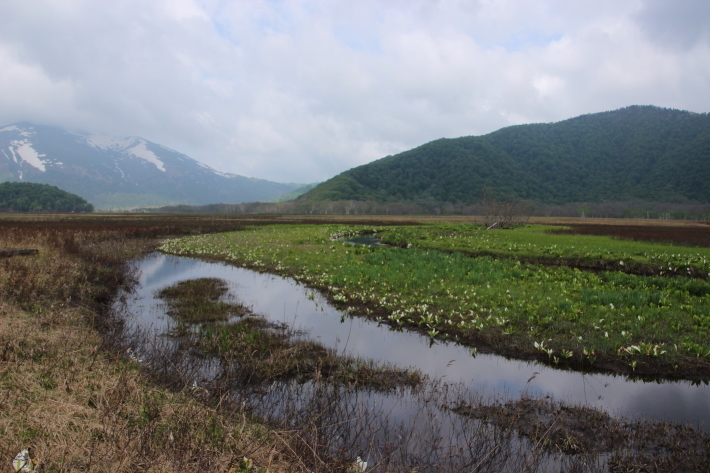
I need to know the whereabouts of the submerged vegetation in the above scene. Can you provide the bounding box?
[160,222,710,378]
[455,396,710,469]
[158,278,247,323]
[157,277,424,390]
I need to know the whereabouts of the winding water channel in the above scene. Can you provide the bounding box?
[120,252,709,428]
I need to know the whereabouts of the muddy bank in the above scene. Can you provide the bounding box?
[549,223,710,248]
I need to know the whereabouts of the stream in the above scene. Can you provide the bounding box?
[120,252,710,428]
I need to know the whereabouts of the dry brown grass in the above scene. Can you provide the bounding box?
[0,304,298,472]
[528,216,709,227]
[0,217,314,473]
[2,210,707,227]
[549,222,710,247]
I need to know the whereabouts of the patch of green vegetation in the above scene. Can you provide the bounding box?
[0,181,93,213]
[160,224,710,376]
[157,278,247,323]
[380,224,710,276]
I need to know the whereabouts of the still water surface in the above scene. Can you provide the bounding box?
[122,252,710,427]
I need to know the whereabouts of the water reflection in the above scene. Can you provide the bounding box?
[341,234,388,246]
[121,252,710,427]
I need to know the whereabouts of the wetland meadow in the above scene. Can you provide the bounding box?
[2,213,710,472]
[160,221,710,378]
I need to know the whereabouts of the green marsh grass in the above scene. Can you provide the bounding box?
[160,224,710,377]
[381,224,710,277]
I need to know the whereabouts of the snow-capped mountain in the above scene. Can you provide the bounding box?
[0,122,301,209]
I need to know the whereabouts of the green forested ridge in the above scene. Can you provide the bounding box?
[269,182,319,202]
[300,106,710,204]
[0,182,94,213]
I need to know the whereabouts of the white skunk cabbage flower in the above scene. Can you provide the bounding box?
[13,449,36,472]
[346,455,368,472]
[350,456,367,472]
[356,456,368,471]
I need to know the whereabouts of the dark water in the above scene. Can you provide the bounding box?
[341,234,388,246]
[119,252,710,428]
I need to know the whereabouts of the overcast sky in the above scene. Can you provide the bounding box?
[1,0,708,183]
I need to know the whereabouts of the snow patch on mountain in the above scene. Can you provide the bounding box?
[85,135,166,172]
[2,125,35,138]
[9,140,47,171]
[126,141,166,172]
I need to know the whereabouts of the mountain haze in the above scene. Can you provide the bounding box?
[0,123,302,209]
[270,183,319,202]
[300,106,710,204]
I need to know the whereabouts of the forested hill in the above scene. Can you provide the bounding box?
[300,106,710,204]
[0,182,94,213]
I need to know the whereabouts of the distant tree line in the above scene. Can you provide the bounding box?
[0,182,94,213]
[139,197,710,222]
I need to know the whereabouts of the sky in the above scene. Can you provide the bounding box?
[1,0,709,184]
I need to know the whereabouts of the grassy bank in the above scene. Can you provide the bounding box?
[0,215,329,473]
[0,304,291,472]
[160,224,710,378]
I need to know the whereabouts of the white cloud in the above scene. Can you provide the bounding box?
[0,0,708,183]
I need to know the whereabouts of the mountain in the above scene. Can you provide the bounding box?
[0,123,302,209]
[300,106,710,205]
[0,182,93,213]
[269,183,319,202]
